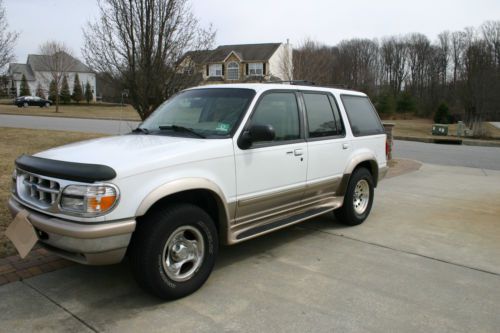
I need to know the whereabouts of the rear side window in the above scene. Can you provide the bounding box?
[303,93,339,138]
[341,95,384,136]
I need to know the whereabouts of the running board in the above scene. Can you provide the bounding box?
[235,206,333,241]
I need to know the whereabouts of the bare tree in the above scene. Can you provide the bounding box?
[82,0,215,120]
[38,41,78,113]
[380,37,408,96]
[293,39,335,85]
[0,0,18,70]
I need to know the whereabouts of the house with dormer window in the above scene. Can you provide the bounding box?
[178,42,293,84]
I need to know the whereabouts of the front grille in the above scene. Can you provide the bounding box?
[17,169,61,209]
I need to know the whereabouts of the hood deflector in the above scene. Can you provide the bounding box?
[15,155,117,183]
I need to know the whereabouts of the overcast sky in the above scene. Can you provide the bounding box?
[5,0,500,63]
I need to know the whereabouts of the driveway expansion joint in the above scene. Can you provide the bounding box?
[22,280,99,333]
[306,226,500,278]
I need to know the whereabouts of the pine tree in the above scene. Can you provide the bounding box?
[19,74,31,96]
[48,79,58,102]
[72,73,83,103]
[59,75,71,104]
[35,83,46,99]
[84,81,93,104]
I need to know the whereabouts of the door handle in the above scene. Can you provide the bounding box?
[342,143,350,150]
[294,149,303,156]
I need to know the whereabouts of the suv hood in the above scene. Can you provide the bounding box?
[35,134,233,179]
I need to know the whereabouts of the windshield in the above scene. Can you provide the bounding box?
[139,88,256,138]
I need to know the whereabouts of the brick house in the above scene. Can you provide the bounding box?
[178,42,293,84]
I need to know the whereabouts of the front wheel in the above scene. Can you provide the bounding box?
[129,203,218,299]
[334,167,374,226]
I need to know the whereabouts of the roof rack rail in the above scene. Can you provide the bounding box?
[264,80,353,90]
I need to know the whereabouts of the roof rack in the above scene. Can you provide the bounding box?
[264,80,352,90]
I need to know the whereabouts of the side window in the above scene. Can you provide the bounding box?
[341,95,384,137]
[303,93,339,138]
[250,92,300,142]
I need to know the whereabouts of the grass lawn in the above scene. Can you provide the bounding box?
[387,119,500,141]
[0,127,105,258]
[0,103,141,121]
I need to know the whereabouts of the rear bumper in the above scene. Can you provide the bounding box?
[8,197,136,265]
[378,166,389,182]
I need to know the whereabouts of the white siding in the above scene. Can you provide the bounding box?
[268,43,293,81]
[34,71,97,101]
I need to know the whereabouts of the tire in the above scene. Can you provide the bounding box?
[23,102,28,107]
[129,203,218,299]
[334,167,374,226]
[45,102,50,107]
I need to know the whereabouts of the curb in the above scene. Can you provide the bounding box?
[394,136,500,148]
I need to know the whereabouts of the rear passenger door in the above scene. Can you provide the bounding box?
[302,92,350,203]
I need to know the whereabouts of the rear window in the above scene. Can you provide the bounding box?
[341,95,384,137]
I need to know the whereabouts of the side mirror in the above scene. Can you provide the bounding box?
[238,124,275,149]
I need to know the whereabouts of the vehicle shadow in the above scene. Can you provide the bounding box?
[21,213,349,325]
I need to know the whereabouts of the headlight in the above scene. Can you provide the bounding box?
[60,184,119,216]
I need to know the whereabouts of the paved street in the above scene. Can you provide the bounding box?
[393,139,500,170]
[0,114,140,135]
[1,163,499,332]
[2,114,499,170]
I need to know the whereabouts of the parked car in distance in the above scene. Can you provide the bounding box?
[14,96,52,108]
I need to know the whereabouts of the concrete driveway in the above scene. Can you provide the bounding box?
[1,163,500,332]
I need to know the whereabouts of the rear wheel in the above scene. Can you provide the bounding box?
[23,102,28,107]
[334,167,374,226]
[45,102,50,107]
[129,203,218,299]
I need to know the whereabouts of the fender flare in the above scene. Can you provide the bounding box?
[337,152,379,196]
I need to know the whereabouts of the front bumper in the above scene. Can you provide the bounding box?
[8,197,136,265]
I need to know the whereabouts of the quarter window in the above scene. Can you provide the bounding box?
[248,63,263,76]
[303,93,339,137]
[209,64,223,77]
[250,92,300,142]
[341,95,384,136]
[227,62,239,80]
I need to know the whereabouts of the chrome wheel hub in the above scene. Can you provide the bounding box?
[162,225,205,282]
[353,179,370,215]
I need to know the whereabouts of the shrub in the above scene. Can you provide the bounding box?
[72,73,83,103]
[48,79,58,101]
[84,81,93,104]
[434,103,451,124]
[59,75,71,104]
[19,74,31,96]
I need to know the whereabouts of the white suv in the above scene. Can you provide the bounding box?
[8,83,388,299]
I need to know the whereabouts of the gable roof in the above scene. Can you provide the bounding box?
[204,43,282,63]
[8,63,36,81]
[27,52,92,73]
[182,50,213,64]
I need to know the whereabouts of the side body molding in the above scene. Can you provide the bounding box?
[135,178,234,243]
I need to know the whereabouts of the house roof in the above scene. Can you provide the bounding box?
[182,50,213,64]
[205,43,281,63]
[8,63,36,81]
[27,52,92,73]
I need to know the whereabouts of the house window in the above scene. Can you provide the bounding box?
[249,63,264,76]
[227,62,239,80]
[209,64,223,77]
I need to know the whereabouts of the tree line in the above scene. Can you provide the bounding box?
[293,21,500,135]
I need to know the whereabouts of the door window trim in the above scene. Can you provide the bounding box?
[237,89,305,150]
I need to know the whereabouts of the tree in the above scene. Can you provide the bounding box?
[396,92,416,114]
[0,0,18,69]
[72,73,83,103]
[35,83,45,99]
[48,79,57,101]
[84,81,93,104]
[434,103,451,124]
[19,74,31,96]
[59,75,71,103]
[38,41,77,112]
[82,0,215,120]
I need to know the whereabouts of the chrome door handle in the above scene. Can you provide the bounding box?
[294,149,303,156]
[342,143,350,150]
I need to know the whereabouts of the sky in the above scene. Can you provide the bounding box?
[5,0,500,63]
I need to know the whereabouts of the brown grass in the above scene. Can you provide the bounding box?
[0,103,141,121]
[387,119,500,140]
[0,127,105,257]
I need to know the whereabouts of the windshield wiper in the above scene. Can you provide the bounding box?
[159,125,206,138]
[131,127,150,134]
